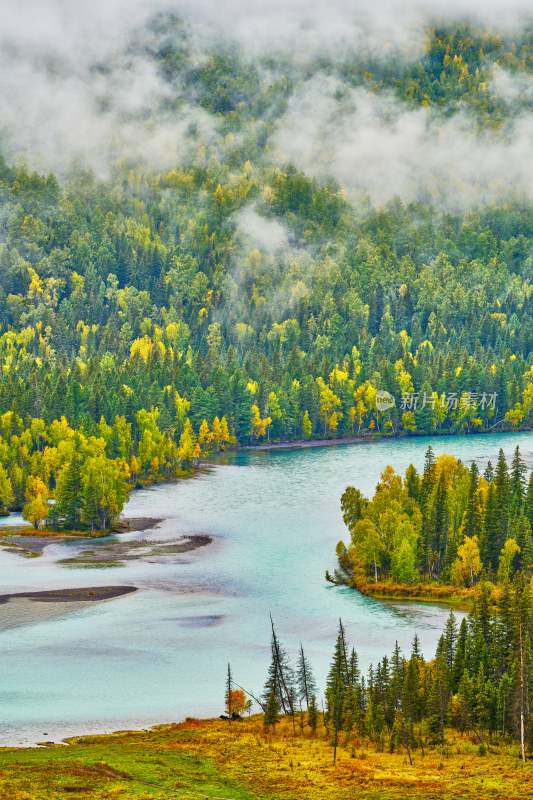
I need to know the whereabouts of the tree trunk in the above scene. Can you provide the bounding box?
[301,645,309,709]
[520,622,526,763]
[270,614,295,724]
[333,700,339,766]
[400,714,413,765]
[502,688,505,742]
[437,660,445,747]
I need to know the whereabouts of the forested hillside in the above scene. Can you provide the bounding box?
[4,19,533,523]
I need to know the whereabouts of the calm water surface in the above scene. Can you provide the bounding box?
[1,431,532,745]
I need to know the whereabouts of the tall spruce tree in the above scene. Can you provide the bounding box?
[53,451,84,529]
[226,663,233,723]
[525,471,533,531]
[390,641,405,711]
[484,461,495,483]
[262,618,296,717]
[452,617,468,693]
[511,515,533,574]
[419,446,437,575]
[405,463,419,502]
[431,474,448,574]
[348,647,360,686]
[420,445,437,507]
[264,690,280,733]
[482,482,500,573]
[462,462,481,540]
[308,693,318,733]
[473,663,491,740]
[443,610,458,674]
[402,657,422,739]
[325,619,350,727]
[296,643,318,710]
[494,449,510,550]
[510,446,527,515]
[411,633,423,661]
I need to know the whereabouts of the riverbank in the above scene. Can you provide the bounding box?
[328,570,479,609]
[243,426,530,452]
[0,517,164,556]
[243,435,368,450]
[0,516,163,536]
[0,526,108,540]
[0,716,531,799]
[355,580,477,608]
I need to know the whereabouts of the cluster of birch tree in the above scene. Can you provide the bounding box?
[335,445,533,587]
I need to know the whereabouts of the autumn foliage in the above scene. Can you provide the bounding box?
[225,688,247,716]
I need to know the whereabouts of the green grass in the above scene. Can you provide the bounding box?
[1,717,533,799]
[0,725,259,799]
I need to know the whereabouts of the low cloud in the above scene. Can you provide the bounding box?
[3,0,533,211]
[272,75,533,210]
[490,65,533,106]
[236,207,289,252]
[0,0,209,174]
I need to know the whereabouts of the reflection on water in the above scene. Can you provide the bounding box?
[0,430,532,745]
[174,615,225,628]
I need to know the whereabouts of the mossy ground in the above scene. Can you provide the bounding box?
[0,716,532,799]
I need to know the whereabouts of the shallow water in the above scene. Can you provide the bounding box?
[0,431,531,746]
[0,513,28,527]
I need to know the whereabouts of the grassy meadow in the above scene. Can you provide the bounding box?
[0,716,532,799]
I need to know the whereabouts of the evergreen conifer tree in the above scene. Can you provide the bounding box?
[53,451,84,529]
[325,620,349,726]
[226,663,233,723]
[462,462,481,539]
[264,690,280,732]
[482,482,500,572]
[525,471,533,531]
[495,448,510,549]
[402,658,421,736]
[510,446,527,514]
[296,643,318,710]
[262,621,296,715]
[307,694,318,733]
[484,461,494,483]
[452,617,468,693]
[411,633,423,661]
[443,610,458,673]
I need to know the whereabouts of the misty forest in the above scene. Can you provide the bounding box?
[7,18,533,519]
[4,2,533,798]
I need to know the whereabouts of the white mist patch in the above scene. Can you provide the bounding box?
[236,208,288,252]
[178,0,533,60]
[0,0,213,174]
[490,65,533,105]
[0,47,217,175]
[3,0,533,186]
[272,75,533,210]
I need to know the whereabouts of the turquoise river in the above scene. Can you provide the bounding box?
[1,431,532,745]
